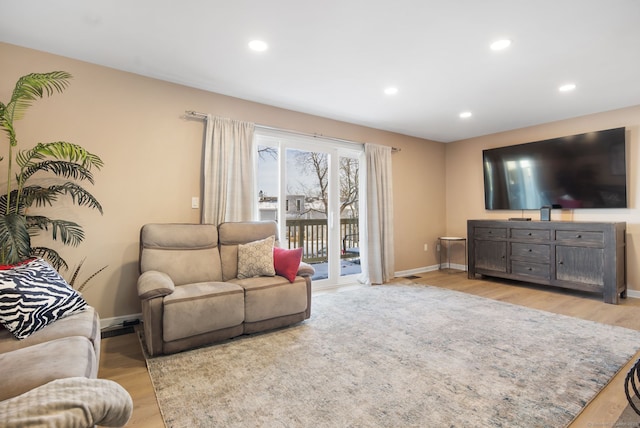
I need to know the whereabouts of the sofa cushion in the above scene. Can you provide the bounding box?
[237,235,276,279]
[163,282,244,342]
[231,276,308,323]
[218,221,279,281]
[273,247,303,282]
[0,336,97,401]
[140,224,223,285]
[0,377,133,428]
[0,258,87,340]
[0,306,99,357]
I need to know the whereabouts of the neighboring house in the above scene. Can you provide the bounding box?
[285,195,305,215]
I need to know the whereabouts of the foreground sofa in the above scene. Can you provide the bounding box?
[0,306,133,427]
[138,221,314,356]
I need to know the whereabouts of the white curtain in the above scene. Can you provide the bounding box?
[360,143,395,284]
[202,115,256,225]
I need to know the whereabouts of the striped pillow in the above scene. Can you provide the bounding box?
[0,258,87,339]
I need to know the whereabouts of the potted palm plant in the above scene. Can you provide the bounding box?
[0,71,103,272]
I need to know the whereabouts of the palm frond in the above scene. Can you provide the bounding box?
[57,183,103,214]
[37,142,103,169]
[26,216,85,246]
[22,183,103,214]
[2,72,72,146]
[7,72,72,120]
[0,213,31,265]
[18,159,96,184]
[17,142,104,173]
[16,185,57,209]
[30,247,68,271]
[24,214,52,232]
[0,102,7,143]
[0,190,28,216]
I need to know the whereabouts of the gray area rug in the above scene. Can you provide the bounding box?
[143,283,640,427]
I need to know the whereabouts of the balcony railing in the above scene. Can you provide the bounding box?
[285,218,359,263]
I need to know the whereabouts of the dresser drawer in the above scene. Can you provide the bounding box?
[511,261,550,279]
[474,227,507,239]
[511,242,550,262]
[510,228,550,240]
[555,230,604,245]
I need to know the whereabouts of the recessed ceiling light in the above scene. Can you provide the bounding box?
[248,40,268,52]
[384,87,398,95]
[459,111,472,119]
[490,39,512,51]
[559,83,577,92]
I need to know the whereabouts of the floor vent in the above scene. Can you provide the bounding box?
[101,326,134,339]
[403,275,421,280]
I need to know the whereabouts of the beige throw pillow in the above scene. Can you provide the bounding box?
[237,235,276,279]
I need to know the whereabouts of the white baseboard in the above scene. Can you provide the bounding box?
[626,289,640,299]
[395,264,467,277]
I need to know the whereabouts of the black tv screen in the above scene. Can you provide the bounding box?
[483,127,627,210]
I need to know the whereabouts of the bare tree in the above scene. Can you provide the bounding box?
[340,157,359,218]
[293,151,358,217]
[258,146,278,160]
[294,151,328,216]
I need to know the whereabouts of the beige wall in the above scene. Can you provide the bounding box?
[446,106,640,291]
[0,42,446,319]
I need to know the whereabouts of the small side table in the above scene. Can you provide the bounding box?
[438,236,467,272]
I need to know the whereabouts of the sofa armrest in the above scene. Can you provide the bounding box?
[137,271,175,300]
[0,377,132,428]
[297,262,315,278]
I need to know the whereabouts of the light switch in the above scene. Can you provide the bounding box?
[191,197,199,209]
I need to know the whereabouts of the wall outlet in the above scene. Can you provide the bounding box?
[424,243,428,251]
[191,197,199,209]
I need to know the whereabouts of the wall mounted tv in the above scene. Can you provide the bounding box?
[483,127,627,210]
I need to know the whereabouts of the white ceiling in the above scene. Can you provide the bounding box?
[1,1,640,142]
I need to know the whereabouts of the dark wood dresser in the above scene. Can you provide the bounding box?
[467,220,626,304]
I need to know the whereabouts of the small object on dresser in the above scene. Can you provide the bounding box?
[540,206,551,221]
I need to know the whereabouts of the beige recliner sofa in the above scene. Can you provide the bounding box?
[138,221,313,356]
[0,306,133,427]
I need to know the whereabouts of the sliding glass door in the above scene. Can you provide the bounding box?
[255,130,363,289]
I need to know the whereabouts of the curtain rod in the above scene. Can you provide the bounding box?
[184,110,401,152]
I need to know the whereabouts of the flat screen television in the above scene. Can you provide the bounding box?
[483,127,627,210]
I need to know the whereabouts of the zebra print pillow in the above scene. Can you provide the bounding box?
[0,258,87,339]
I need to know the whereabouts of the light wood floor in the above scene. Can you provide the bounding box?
[99,270,640,427]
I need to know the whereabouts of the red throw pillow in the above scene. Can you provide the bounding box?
[273,247,303,283]
[0,258,36,270]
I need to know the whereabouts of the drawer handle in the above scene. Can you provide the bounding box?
[576,234,582,239]
[528,267,533,271]
[528,248,532,252]
[528,232,532,236]
[559,261,564,265]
